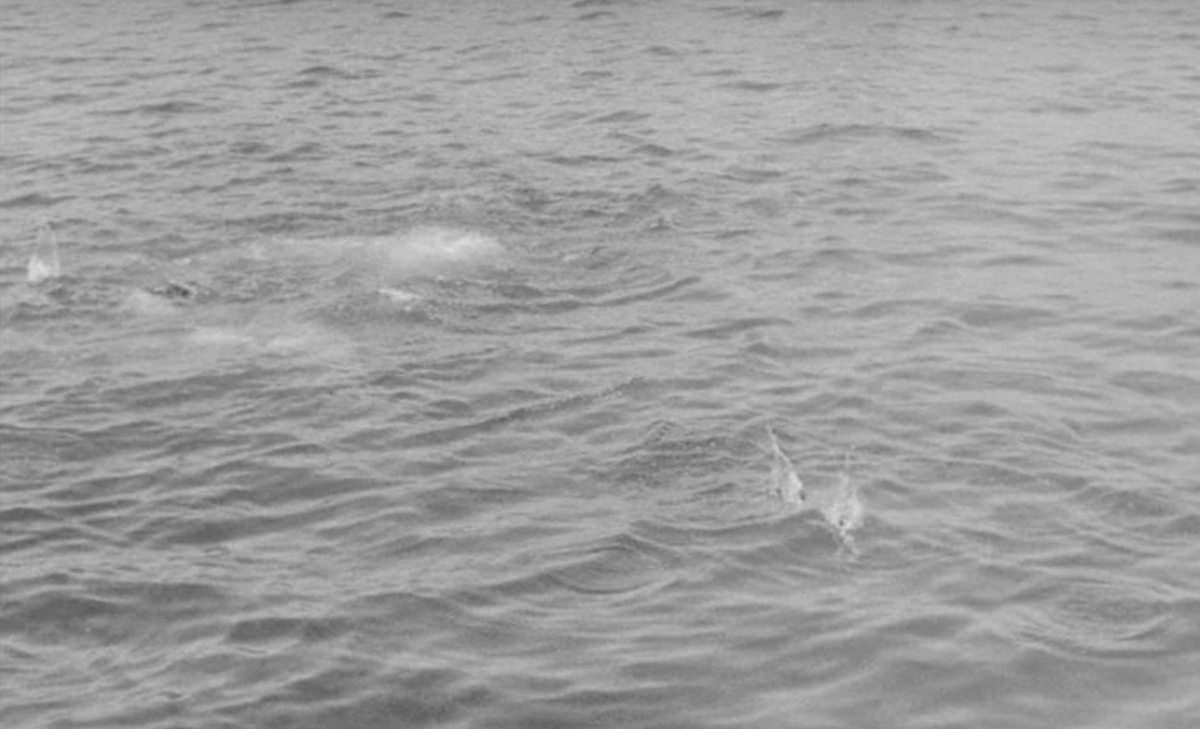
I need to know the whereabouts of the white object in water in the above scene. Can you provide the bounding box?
[767,427,805,508]
[27,227,61,285]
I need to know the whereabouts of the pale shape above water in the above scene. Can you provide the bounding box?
[768,427,806,507]
[767,427,865,549]
[26,227,61,285]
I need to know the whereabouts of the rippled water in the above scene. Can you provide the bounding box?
[3,1,1199,727]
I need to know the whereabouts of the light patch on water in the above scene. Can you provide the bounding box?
[185,326,256,348]
[383,226,505,274]
[275,226,507,285]
[121,289,182,317]
[376,287,420,305]
[183,319,353,361]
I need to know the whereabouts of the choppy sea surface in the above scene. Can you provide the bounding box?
[2,1,1199,727]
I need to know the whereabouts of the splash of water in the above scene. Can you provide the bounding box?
[820,467,865,552]
[767,427,805,508]
[26,224,61,285]
[766,428,865,551]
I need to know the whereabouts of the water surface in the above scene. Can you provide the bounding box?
[2,1,1199,727]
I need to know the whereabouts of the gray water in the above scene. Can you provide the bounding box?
[2,1,1199,727]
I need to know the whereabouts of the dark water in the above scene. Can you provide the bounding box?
[2,1,1199,727]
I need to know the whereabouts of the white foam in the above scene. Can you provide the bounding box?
[265,227,505,290]
[379,226,506,279]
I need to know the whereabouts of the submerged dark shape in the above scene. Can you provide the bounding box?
[147,280,212,302]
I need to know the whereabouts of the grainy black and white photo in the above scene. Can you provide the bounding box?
[2,1,1197,727]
